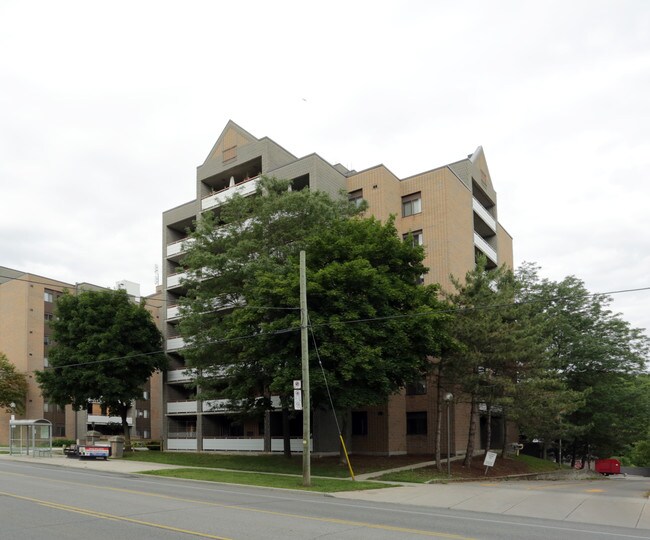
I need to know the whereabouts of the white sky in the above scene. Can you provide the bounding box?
[1,0,649,335]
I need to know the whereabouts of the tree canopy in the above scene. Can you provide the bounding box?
[180,177,451,447]
[0,352,28,413]
[516,263,649,461]
[35,289,166,447]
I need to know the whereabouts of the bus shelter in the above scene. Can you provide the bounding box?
[9,418,53,457]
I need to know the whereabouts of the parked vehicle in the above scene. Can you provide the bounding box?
[595,458,621,475]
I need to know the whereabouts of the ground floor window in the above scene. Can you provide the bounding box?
[406,411,427,435]
[351,411,368,436]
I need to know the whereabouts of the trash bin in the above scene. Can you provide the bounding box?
[109,436,125,458]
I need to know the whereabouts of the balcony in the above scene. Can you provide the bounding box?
[473,232,498,266]
[167,305,181,321]
[166,237,195,260]
[202,437,311,452]
[166,271,188,290]
[201,176,260,211]
[167,438,198,451]
[167,400,198,414]
[472,198,496,233]
[87,414,133,426]
[166,336,186,351]
[167,368,197,384]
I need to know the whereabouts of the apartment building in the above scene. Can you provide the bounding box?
[0,268,160,445]
[161,121,513,455]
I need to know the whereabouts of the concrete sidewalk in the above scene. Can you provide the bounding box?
[333,476,650,530]
[2,452,649,530]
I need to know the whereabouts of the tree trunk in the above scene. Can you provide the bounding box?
[500,410,508,458]
[263,388,271,453]
[463,393,478,467]
[120,403,131,451]
[435,371,443,472]
[282,405,291,458]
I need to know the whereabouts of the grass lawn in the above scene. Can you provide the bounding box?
[140,468,394,492]
[377,454,562,483]
[121,451,429,478]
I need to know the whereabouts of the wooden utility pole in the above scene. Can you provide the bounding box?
[300,250,311,486]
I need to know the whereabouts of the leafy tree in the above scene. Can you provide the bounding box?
[443,258,551,466]
[0,352,28,413]
[35,289,166,449]
[516,263,649,463]
[180,177,451,455]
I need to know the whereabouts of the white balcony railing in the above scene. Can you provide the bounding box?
[472,198,497,232]
[166,336,186,351]
[473,232,498,265]
[202,437,311,452]
[87,414,133,426]
[167,368,197,383]
[166,237,195,258]
[166,400,198,414]
[166,271,188,289]
[167,305,181,320]
[201,176,260,211]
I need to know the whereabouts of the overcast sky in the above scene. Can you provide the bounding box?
[1,1,648,335]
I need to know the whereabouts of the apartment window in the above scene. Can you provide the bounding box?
[405,379,427,395]
[348,189,364,207]
[351,411,368,436]
[44,336,51,346]
[142,391,149,400]
[403,230,423,247]
[402,193,422,217]
[406,411,427,435]
[43,402,49,413]
[44,312,54,322]
[143,409,149,419]
[43,357,49,368]
[44,291,54,303]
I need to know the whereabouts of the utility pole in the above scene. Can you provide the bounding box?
[300,250,311,486]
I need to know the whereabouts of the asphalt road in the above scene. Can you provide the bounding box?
[1,459,649,540]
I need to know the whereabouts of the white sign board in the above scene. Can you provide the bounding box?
[293,389,303,410]
[483,451,497,468]
[293,380,302,389]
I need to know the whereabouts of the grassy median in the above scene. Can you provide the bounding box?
[140,467,393,492]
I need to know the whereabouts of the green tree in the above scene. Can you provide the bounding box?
[444,258,550,466]
[180,177,451,455]
[0,352,28,413]
[35,289,166,449]
[516,264,649,463]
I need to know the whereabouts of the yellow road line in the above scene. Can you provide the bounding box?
[0,490,231,539]
[0,471,474,539]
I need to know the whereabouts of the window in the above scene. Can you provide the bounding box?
[348,189,363,207]
[143,409,149,419]
[222,145,237,163]
[351,411,368,436]
[44,313,54,322]
[44,291,54,303]
[44,336,51,346]
[406,379,427,395]
[43,402,49,413]
[43,357,49,368]
[402,193,422,217]
[142,391,149,400]
[403,230,423,247]
[406,411,427,435]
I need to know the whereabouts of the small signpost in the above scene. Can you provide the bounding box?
[483,450,497,476]
[293,380,303,411]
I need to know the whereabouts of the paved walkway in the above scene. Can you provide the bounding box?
[2,452,649,530]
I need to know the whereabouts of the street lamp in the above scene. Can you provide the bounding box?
[444,393,453,477]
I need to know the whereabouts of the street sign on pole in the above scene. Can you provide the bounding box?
[293,380,302,389]
[294,389,303,411]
